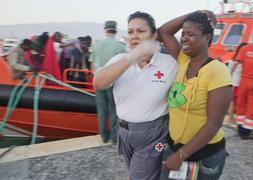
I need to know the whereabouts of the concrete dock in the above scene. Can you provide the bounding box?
[0,125,252,180]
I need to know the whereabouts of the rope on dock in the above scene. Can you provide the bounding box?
[0,72,95,145]
[0,145,16,160]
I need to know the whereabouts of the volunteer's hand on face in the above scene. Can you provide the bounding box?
[127,40,160,64]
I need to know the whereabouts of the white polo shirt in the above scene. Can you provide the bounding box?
[106,52,177,123]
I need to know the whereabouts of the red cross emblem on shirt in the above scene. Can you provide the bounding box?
[155,143,164,152]
[154,71,164,79]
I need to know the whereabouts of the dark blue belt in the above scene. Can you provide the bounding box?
[119,120,129,129]
[118,114,168,130]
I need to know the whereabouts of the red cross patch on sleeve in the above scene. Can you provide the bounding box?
[155,142,164,152]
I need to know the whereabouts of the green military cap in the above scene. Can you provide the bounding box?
[104,21,117,30]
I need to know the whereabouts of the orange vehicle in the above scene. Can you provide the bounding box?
[209,0,253,63]
[0,58,99,145]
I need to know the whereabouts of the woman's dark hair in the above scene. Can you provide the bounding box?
[128,11,156,33]
[184,11,214,46]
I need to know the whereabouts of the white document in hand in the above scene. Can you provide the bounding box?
[168,161,188,180]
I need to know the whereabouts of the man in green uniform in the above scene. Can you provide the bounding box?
[89,20,126,144]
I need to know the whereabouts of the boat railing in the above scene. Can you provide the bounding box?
[219,0,253,14]
[62,68,94,91]
[0,59,95,93]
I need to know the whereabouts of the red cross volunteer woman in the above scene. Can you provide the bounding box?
[93,11,177,180]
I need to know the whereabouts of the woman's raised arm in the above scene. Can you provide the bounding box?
[158,14,188,59]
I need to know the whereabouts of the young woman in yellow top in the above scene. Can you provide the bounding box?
[159,11,232,179]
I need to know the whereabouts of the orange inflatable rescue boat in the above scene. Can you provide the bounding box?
[0,57,99,145]
[209,0,253,63]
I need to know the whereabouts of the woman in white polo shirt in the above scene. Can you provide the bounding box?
[93,11,177,180]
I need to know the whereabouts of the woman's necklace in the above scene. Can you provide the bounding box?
[187,57,212,79]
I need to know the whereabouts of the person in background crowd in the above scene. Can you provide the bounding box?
[62,37,81,72]
[7,39,38,79]
[53,32,64,62]
[79,35,92,50]
[42,32,68,81]
[221,44,245,124]
[159,11,232,180]
[93,11,177,180]
[31,32,49,54]
[62,36,92,76]
[69,37,91,83]
[89,20,126,144]
[80,36,92,69]
[233,42,253,139]
[26,32,49,70]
